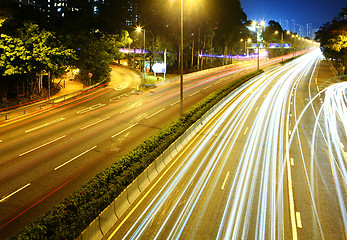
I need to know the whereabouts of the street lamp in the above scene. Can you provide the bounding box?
[180,0,183,117]
[136,26,146,85]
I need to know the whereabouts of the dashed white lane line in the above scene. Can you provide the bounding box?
[244,127,248,135]
[296,212,303,228]
[80,117,110,130]
[146,108,165,120]
[25,118,66,133]
[290,157,295,166]
[19,135,67,157]
[54,146,97,171]
[170,100,180,106]
[111,123,138,138]
[221,171,230,190]
[189,91,200,97]
[77,103,105,115]
[0,183,31,203]
[255,106,258,112]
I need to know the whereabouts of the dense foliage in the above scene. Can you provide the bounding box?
[0,19,76,103]
[12,70,263,240]
[315,6,347,75]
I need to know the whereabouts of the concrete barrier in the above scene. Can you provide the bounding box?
[147,162,159,182]
[80,218,103,240]
[114,190,130,218]
[137,170,151,192]
[155,154,166,173]
[126,180,141,204]
[162,148,173,165]
[99,205,118,236]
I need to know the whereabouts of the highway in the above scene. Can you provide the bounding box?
[105,50,347,239]
[0,55,288,238]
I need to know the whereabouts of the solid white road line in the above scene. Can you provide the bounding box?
[112,123,138,138]
[25,118,66,133]
[146,109,165,119]
[19,135,67,156]
[80,117,110,130]
[0,183,31,203]
[221,172,230,190]
[54,146,97,170]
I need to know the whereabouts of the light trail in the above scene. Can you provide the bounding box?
[110,50,346,239]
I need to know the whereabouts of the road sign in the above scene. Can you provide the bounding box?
[88,72,93,78]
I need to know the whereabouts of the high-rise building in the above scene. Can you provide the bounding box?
[125,0,138,27]
[15,0,105,18]
[291,19,296,33]
[306,22,312,39]
[284,20,289,31]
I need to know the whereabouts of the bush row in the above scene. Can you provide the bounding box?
[13,70,263,240]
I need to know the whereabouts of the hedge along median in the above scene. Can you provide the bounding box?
[12,69,264,240]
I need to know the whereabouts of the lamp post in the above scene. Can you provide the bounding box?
[179,0,184,117]
[136,27,146,85]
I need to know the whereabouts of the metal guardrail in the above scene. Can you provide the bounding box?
[0,83,106,122]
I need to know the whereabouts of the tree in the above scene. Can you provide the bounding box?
[315,6,347,74]
[0,19,76,102]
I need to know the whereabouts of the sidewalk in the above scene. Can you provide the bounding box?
[53,78,84,98]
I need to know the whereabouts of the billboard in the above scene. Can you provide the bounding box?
[251,43,265,48]
[152,63,166,73]
[269,43,292,48]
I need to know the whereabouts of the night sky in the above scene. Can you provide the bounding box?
[241,0,346,28]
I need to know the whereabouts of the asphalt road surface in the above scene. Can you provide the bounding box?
[105,49,347,240]
[0,54,292,238]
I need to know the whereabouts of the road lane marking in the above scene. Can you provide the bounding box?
[80,117,110,130]
[107,96,233,239]
[255,106,258,112]
[244,127,248,135]
[189,91,200,97]
[203,85,211,90]
[170,100,180,106]
[19,135,67,156]
[290,158,294,166]
[0,183,31,203]
[54,146,97,170]
[112,123,138,138]
[110,94,128,102]
[77,103,105,114]
[146,109,165,120]
[25,118,66,133]
[221,171,230,190]
[296,212,303,228]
